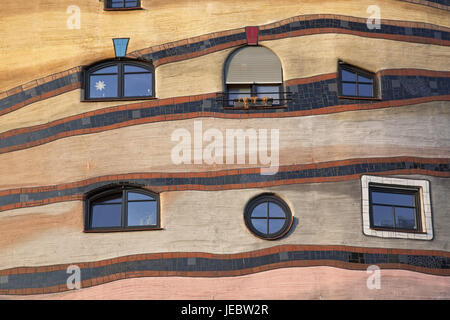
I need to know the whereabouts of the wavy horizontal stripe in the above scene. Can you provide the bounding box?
[1,71,449,154]
[0,70,81,117]
[0,157,448,212]
[399,0,450,11]
[0,244,448,295]
[132,15,450,65]
[1,14,449,117]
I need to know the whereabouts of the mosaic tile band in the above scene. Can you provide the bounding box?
[1,71,449,154]
[0,244,448,295]
[0,157,448,212]
[1,14,449,116]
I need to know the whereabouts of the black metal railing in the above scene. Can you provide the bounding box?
[217,92,292,109]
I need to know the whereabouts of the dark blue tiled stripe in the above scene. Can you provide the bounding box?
[140,32,247,62]
[421,0,449,6]
[259,18,450,42]
[1,17,448,116]
[0,160,448,208]
[1,250,448,290]
[1,75,449,152]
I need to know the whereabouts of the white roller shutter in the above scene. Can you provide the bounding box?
[225,46,282,84]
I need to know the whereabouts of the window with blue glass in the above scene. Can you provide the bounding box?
[369,185,421,232]
[339,63,377,98]
[85,185,160,232]
[84,60,154,100]
[105,0,141,9]
[244,194,293,240]
[224,46,284,108]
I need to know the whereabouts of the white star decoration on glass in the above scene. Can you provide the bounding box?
[95,80,106,91]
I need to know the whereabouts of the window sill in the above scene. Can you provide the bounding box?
[81,97,157,103]
[370,227,426,234]
[84,227,163,233]
[104,7,143,11]
[338,96,382,101]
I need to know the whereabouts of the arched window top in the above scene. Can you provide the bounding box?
[225,46,283,84]
[84,60,154,101]
[85,185,160,232]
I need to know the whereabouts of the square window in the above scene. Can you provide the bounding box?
[105,0,141,9]
[339,63,377,98]
[361,175,433,240]
[369,187,419,232]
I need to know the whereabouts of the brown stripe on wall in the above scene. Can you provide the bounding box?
[0,244,448,296]
[0,157,448,212]
[0,14,448,117]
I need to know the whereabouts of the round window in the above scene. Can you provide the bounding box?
[244,194,293,240]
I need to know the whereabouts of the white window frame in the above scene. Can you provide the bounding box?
[361,175,433,240]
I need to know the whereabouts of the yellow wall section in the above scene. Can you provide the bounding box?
[0,102,448,190]
[155,48,234,100]
[1,34,450,133]
[263,34,450,81]
[1,0,449,90]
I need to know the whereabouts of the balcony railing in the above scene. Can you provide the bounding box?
[217,92,292,110]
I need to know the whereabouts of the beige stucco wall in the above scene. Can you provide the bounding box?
[0,176,448,269]
[1,34,450,133]
[1,0,449,90]
[1,102,448,190]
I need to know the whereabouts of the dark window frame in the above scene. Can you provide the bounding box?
[338,62,379,99]
[368,183,423,233]
[104,0,142,10]
[243,194,293,240]
[84,185,161,233]
[83,59,155,102]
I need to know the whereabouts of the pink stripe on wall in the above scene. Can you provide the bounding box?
[4,267,449,300]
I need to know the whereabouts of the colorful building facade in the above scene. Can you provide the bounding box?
[0,0,449,299]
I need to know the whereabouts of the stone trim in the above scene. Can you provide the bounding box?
[0,157,448,212]
[361,175,433,240]
[0,244,449,295]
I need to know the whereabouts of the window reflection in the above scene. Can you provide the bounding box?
[340,65,376,98]
[86,61,154,100]
[87,188,159,230]
[370,187,418,231]
[245,195,292,239]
